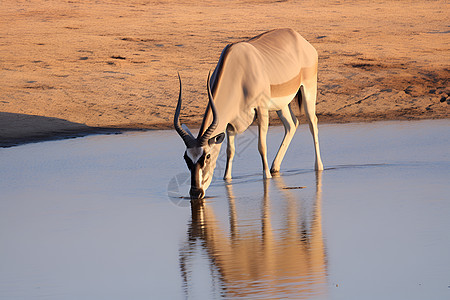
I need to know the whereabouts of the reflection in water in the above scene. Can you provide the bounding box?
[179,172,327,299]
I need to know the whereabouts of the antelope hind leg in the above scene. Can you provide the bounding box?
[300,84,324,171]
[270,104,298,174]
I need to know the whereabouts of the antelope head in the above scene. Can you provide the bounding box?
[174,73,225,200]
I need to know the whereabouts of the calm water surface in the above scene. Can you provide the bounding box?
[0,120,449,299]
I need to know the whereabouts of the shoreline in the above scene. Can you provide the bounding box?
[1,0,448,148]
[1,114,447,148]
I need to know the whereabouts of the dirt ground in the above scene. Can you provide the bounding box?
[0,0,448,145]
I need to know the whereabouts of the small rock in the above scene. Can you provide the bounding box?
[440,96,446,102]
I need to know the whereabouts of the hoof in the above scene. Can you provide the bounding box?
[270,168,279,175]
[263,172,272,179]
[223,171,232,181]
[270,169,281,177]
[223,176,232,182]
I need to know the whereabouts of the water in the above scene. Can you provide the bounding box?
[0,120,449,299]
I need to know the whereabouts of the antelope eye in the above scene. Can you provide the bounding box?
[206,154,211,159]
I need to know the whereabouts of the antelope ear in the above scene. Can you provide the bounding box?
[208,132,225,145]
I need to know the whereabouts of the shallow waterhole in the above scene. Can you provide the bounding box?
[0,120,449,299]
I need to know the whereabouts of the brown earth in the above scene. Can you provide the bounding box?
[0,0,448,146]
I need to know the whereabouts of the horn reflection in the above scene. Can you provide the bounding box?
[179,172,328,299]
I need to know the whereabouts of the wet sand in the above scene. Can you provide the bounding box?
[0,0,449,146]
[1,120,449,299]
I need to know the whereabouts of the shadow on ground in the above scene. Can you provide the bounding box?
[0,112,138,147]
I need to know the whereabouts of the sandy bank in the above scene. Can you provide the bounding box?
[0,0,448,146]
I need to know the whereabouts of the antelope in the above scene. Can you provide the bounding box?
[174,28,324,200]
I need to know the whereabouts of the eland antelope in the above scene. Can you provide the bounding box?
[174,28,324,200]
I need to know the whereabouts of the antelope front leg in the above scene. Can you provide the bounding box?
[223,132,235,180]
[257,108,272,179]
